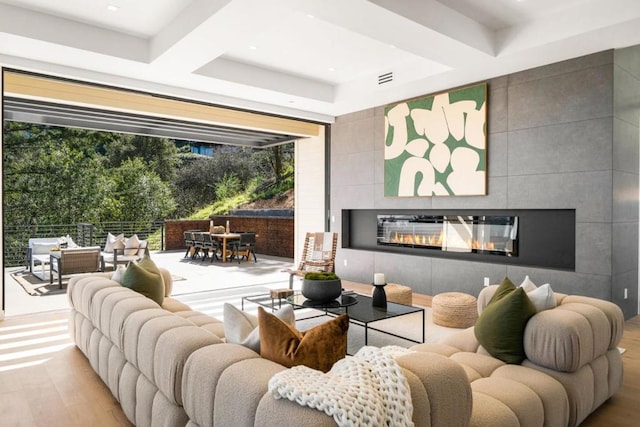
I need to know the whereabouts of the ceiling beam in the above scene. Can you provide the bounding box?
[0,3,148,62]
[3,72,321,137]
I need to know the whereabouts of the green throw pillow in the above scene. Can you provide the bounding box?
[490,277,517,304]
[121,256,165,306]
[474,285,536,364]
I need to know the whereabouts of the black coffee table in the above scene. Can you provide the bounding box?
[288,293,425,345]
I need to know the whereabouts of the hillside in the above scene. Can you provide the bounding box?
[237,188,294,209]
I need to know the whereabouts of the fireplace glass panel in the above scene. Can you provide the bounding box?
[377,215,518,256]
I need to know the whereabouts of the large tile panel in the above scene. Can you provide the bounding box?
[331,184,375,210]
[614,45,640,78]
[508,171,612,223]
[613,65,640,126]
[335,249,374,284]
[374,252,432,296]
[488,85,508,134]
[488,132,507,177]
[507,118,612,175]
[508,64,613,130]
[575,222,612,275]
[509,50,613,86]
[432,177,507,210]
[331,151,374,187]
[431,259,507,297]
[612,270,638,319]
[613,117,639,174]
[612,222,639,275]
[612,170,639,223]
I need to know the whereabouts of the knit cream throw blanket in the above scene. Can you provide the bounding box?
[268,346,414,427]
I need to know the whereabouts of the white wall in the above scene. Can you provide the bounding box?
[294,127,326,267]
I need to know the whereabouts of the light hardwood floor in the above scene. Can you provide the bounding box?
[1,308,638,426]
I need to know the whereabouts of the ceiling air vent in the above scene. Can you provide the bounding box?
[378,72,393,85]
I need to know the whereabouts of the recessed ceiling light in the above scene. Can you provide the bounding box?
[328,67,336,72]
[306,14,315,19]
[107,4,119,12]
[249,45,257,50]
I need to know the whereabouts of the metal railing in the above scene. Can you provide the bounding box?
[3,220,165,268]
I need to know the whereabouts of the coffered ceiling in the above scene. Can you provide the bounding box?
[1,0,640,122]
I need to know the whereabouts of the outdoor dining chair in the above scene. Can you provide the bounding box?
[201,232,219,262]
[183,231,196,258]
[191,232,205,260]
[231,232,257,263]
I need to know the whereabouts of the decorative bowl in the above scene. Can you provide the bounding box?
[301,278,342,303]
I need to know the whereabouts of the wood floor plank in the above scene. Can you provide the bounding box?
[1,305,638,426]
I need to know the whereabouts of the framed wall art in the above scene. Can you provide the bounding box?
[384,83,487,197]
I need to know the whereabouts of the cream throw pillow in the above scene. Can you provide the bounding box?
[104,233,124,253]
[519,276,556,312]
[124,234,141,256]
[527,283,557,312]
[223,303,295,353]
[519,275,537,292]
[111,265,126,283]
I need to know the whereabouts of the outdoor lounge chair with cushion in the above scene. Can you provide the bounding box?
[283,232,338,289]
[102,238,148,270]
[50,246,102,288]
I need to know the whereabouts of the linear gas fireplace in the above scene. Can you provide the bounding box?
[343,209,575,270]
[377,215,518,256]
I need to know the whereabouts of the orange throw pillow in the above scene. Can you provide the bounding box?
[258,306,349,373]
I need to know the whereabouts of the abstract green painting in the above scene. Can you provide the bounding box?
[384,83,487,197]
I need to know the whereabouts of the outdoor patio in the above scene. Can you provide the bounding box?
[3,250,296,318]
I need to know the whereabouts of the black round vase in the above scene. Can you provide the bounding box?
[301,279,342,303]
[372,283,387,308]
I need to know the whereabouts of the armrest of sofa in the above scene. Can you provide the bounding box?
[396,352,473,426]
[523,297,624,372]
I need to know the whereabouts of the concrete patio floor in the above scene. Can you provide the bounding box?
[3,250,295,318]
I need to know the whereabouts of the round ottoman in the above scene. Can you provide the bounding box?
[371,283,413,305]
[432,292,478,328]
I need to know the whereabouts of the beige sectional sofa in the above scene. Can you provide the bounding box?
[68,272,623,427]
[67,272,474,426]
[412,284,624,427]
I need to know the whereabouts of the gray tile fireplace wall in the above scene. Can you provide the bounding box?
[330,46,640,319]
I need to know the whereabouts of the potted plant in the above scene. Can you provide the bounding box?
[301,271,342,302]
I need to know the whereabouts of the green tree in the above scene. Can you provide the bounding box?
[102,134,179,182]
[103,158,175,223]
[2,123,112,225]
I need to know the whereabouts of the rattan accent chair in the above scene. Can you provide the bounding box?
[284,232,338,289]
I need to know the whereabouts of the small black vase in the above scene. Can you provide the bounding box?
[372,283,387,308]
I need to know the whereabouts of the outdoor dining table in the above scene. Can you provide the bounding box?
[210,233,241,263]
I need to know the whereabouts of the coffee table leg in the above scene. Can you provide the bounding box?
[365,324,368,345]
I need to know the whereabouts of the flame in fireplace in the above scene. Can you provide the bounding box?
[392,231,444,246]
[390,231,496,251]
[469,239,495,251]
